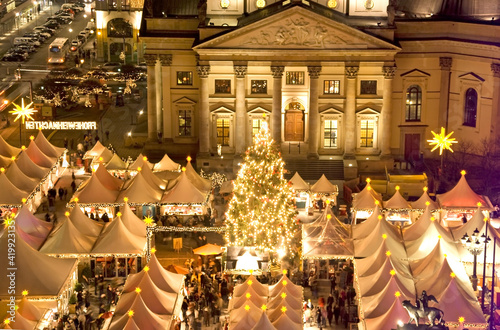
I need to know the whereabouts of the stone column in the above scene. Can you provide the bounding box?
[491,63,500,148]
[197,65,210,156]
[144,54,157,141]
[234,65,247,155]
[271,66,284,144]
[380,65,396,157]
[159,55,172,139]
[344,65,359,157]
[438,57,452,129]
[307,66,321,159]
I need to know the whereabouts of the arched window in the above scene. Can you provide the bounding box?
[405,85,422,121]
[107,18,133,38]
[463,88,477,127]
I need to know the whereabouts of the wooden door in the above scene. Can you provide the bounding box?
[285,110,304,141]
[404,134,420,161]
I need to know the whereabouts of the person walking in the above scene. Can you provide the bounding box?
[327,304,334,326]
[334,304,341,325]
[315,307,323,330]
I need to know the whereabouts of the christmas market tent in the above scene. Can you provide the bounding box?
[90,147,114,166]
[0,135,20,158]
[110,318,140,330]
[0,173,29,206]
[303,205,337,236]
[230,286,268,309]
[289,172,309,191]
[105,153,129,171]
[184,160,212,193]
[352,181,382,208]
[251,313,277,330]
[34,131,65,159]
[161,171,208,204]
[15,206,53,249]
[411,188,439,210]
[0,154,12,168]
[109,295,172,330]
[17,226,47,251]
[40,216,98,255]
[362,297,408,330]
[69,203,104,237]
[269,275,302,297]
[193,243,223,256]
[402,207,436,241]
[120,202,147,237]
[83,140,107,159]
[233,275,269,298]
[73,174,120,204]
[117,170,163,204]
[91,216,146,255]
[409,240,459,278]
[0,310,37,329]
[436,171,490,209]
[24,140,57,168]
[93,164,124,191]
[153,154,180,172]
[5,161,38,193]
[0,231,77,299]
[15,151,50,179]
[229,303,262,329]
[136,163,167,190]
[17,296,44,321]
[383,188,411,209]
[271,313,302,330]
[310,174,338,194]
[219,180,234,194]
[267,300,302,324]
[355,240,412,278]
[353,214,405,258]
[267,292,302,310]
[128,154,154,171]
[351,205,383,240]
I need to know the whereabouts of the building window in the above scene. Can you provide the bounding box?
[215,79,231,94]
[217,118,230,146]
[286,72,305,85]
[177,72,192,85]
[360,80,377,94]
[405,85,422,121]
[178,110,191,136]
[463,88,477,127]
[360,119,374,147]
[252,118,265,136]
[324,80,340,94]
[251,80,267,94]
[324,120,338,148]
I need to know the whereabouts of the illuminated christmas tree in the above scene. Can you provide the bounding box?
[225,119,298,258]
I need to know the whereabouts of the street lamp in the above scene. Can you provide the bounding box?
[461,228,486,291]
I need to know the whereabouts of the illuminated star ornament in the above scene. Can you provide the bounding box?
[143,216,155,226]
[10,98,37,123]
[427,127,458,155]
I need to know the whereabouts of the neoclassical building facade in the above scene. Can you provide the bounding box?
[139,0,500,176]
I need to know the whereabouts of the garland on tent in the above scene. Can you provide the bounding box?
[200,169,227,188]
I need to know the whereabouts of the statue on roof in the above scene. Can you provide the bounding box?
[399,291,448,329]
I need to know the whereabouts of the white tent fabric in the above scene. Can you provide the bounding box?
[34,131,65,159]
[267,302,301,323]
[117,171,163,204]
[15,151,49,179]
[91,217,146,255]
[0,174,29,205]
[91,147,114,164]
[105,153,129,171]
[17,296,44,321]
[402,207,436,241]
[74,174,120,204]
[0,135,20,158]
[352,182,382,210]
[136,164,167,190]
[0,231,77,298]
[351,206,383,240]
[353,216,404,258]
[363,297,408,330]
[161,171,207,204]
[0,154,13,168]
[310,174,337,194]
[302,213,353,258]
[450,206,485,242]
[437,172,486,208]
[153,154,180,172]
[5,161,38,193]
[404,221,458,260]
[411,189,439,210]
[15,206,52,249]
[185,160,212,193]
[251,312,277,330]
[303,205,338,236]
[230,288,268,310]
[128,153,154,171]
[0,310,37,329]
[271,313,302,330]
[24,140,56,168]
[69,203,104,237]
[120,203,147,237]
[233,275,269,298]
[40,217,97,255]
[383,189,411,209]
[109,295,172,330]
[409,240,459,279]
[267,293,302,310]
[355,244,412,280]
[16,226,46,251]
[83,141,107,159]
[289,172,309,191]
[269,275,302,297]
[112,318,140,330]
[94,164,124,191]
[229,303,262,330]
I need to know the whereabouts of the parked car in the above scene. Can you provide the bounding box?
[15,44,35,53]
[44,21,60,29]
[70,39,80,52]
[57,12,74,20]
[9,48,28,59]
[78,31,88,40]
[34,26,55,35]
[76,34,86,44]
[24,33,46,42]
[2,53,25,61]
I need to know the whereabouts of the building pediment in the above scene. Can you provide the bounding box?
[194,6,399,52]
[458,72,484,82]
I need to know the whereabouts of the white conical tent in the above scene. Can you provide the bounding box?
[355,240,408,277]
[91,217,146,255]
[404,219,458,260]
[185,160,212,193]
[161,171,207,204]
[5,161,38,193]
[69,203,104,237]
[402,207,435,241]
[289,172,309,191]
[15,206,52,249]
[91,147,114,165]
[83,140,107,159]
[17,226,46,251]
[73,174,120,204]
[0,310,37,330]
[450,206,486,242]
[310,174,337,194]
[251,312,276,330]
[109,295,171,330]
[112,318,140,330]
[40,216,97,255]
[117,171,163,204]
[0,154,13,168]
[233,275,269,298]
[269,275,302,297]
[230,286,268,310]
[24,140,56,168]
[267,292,302,310]
[93,164,124,191]
[15,151,49,179]
[303,204,338,236]
[383,188,411,209]
[0,231,77,298]
[0,174,29,205]
[229,303,262,330]
[153,154,180,172]
[34,131,65,158]
[120,203,147,237]
[0,135,20,157]
[17,296,44,321]
[409,240,458,279]
[437,171,487,208]
[136,164,167,190]
[271,313,302,330]
[363,297,408,330]
[105,153,129,171]
[353,215,405,258]
[351,205,383,240]
[128,154,154,171]
[267,301,301,324]
[411,188,439,210]
[352,181,382,210]
[302,214,353,258]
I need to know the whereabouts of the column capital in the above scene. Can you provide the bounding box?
[492,63,500,78]
[144,54,158,66]
[271,66,284,78]
[440,57,453,70]
[307,66,322,79]
[383,65,396,79]
[234,65,247,78]
[345,66,359,79]
[196,65,210,78]
[159,54,172,66]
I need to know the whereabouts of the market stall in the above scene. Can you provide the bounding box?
[310,174,339,210]
[288,172,309,210]
[383,186,412,226]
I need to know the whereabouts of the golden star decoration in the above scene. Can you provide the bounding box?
[10,99,37,124]
[143,216,155,226]
[427,127,458,155]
